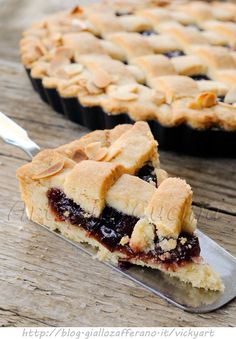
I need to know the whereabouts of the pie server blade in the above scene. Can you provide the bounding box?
[1,111,236,313]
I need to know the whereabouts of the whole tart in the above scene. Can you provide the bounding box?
[20,0,236,156]
[17,121,223,291]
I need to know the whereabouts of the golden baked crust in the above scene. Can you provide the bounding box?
[132,54,177,85]
[17,122,223,291]
[104,120,158,172]
[64,160,123,217]
[145,177,196,239]
[20,0,236,131]
[151,75,199,103]
[171,55,207,76]
[106,174,156,218]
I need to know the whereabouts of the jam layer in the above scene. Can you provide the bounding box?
[163,50,185,58]
[137,164,157,186]
[47,187,200,265]
[140,30,158,36]
[191,74,210,81]
[115,11,133,16]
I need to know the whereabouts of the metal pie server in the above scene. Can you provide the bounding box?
[1,111,236,313]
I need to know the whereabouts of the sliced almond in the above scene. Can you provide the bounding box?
[59,84,80,97]
[51,33,63,47]
[48,55,70,77]
[85,142,102,159]
[92,147,108,161]
[70,6,83,15]
[91,68,112,89]
[188,92,217,109]
[32,160,65,180]
[31,62,49,78]
[151,90,166,105]
[127,84,139,93]
[199,92,217,108]
[55,47,73,59]
[51,33,62,42]
[43,76,66,89]
[104,148,122,162]
[86,80,103,94]
[111,89,138,101]
[71,19,88,30]
[72,149,88,162]
[63,63,84,77]
[224,87,236,104]
[110,84,139,101]
[34,44,47,57]
[156,0,171,6]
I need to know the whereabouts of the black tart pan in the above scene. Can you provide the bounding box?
[26,68,236,157]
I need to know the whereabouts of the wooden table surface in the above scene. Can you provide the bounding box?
[0,0,236,327]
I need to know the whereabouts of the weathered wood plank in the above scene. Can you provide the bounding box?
[162,153,236,216]
[0,308,52,327]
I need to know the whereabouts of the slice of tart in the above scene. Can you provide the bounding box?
[16,122,223,291]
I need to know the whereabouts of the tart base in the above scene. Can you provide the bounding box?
[26,68,236,157]
[20,178,223,292]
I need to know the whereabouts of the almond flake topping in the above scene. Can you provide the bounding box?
[72,149,88,163]
[151,90,166,105]
[32,160,65,180]
[48,55,70,77]
[51,33,62,43]
[85,142,108,161]
[63,63,84,77]
[71,19,88,30]
[92,147,108,161]
[91,68,112,89]
[86,80,104,95]
[189,92,217,109]
[55,47,73,59]
[111,84,139,101]
[34,44,47,56]
[85,142,102,159]
[224,86,236,104]
[70,6,83,15]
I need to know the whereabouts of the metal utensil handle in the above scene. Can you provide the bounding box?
[0,112,40,158]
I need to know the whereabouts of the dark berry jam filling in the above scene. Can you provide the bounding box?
[137,164,157,186]
[47,188,138,250]
[145,232,200,264]
[140,30,158,36]
[47,186,200,266]
[115,11,133,16]
[217,96,225,103]
[163,50,185,58]
[186,24,204,32]
[191,74,210,81]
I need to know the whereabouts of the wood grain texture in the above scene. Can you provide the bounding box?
[0,0,236,327]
